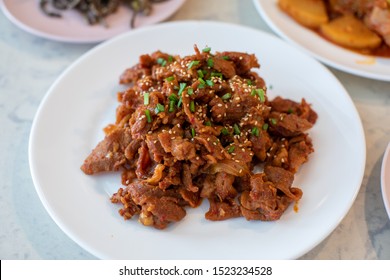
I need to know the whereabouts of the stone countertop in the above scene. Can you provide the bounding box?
[1,0,389,259]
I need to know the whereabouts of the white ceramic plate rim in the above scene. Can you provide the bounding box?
[29,20,366,259]
[381,143,390,219]
[0,0,186,43]
[252,0,390,82]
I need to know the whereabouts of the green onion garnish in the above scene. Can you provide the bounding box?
[233,124,241,135]
[211,72,223,79]
[166,76,175,82]
[221,93,231,100]
[168,94,179,102]
[204,121,211,126]
[169,101,176,113]
[144,92,150,105]
[187,88,194,95]
[251,89,257,97]
[178,82,187,96]
[247,80,253,85]
[190,100,195,113]
[207,58,214,67]
[222,56,230,60]
[145,109,152,123]
[191,127,196,138]
[197,70,204,78]
[270,118,277,125]
[251,127,259,137]
[155,103,165,114]
[177,97,183,108]
[256,89,265,102]
[262,123,269,130]
[228,146,235,153]
[206,79,214,87]
[188,60,200,69]
[168,56,173,63]
[198,77,206,84]
[202,47,211,53]
[157,57,166,66]
[221,127,229,135]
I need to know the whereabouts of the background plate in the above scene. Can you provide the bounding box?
[253,0,390,81]
[0,0,186,43]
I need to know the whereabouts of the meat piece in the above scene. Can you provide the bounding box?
[127,181,186,229]
[218,52,260,75]
[205,197,242,221]
[80,128,132,175]
[268,112,313,137]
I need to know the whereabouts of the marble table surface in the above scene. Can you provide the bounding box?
[1,0,389,259]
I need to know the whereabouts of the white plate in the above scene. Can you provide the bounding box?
[381,143,390,219]
[0,0,185,43]
[29,21,366,259]
[253,0,390,82]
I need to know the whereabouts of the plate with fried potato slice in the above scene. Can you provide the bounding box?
[253,0,390,82]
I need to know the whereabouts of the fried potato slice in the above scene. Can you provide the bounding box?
[320,14,382,49]
[278,0,329,28]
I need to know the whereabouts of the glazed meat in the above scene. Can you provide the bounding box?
[81,45,317,229]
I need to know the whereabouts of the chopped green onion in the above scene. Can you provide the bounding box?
[197,70,204,78]
[251,127,259,137]
[211,72,223,79]
[221,93,231,100]
[251,88,265,102]
[187,88,194,95]
[168,94,179,102]
[221,127,229,135]
[188,60,200,69]
[145,109,152,123]
[287,108,293,114]
[251,89,257,97]
[169,100,176,112]
[270,118,277,125]
[143,92,150,105]
[256,89,265,102]
[168,56,173,63]
[222,55,230,60]
[198,84,205,89]
[178,82,187,96]
[233,124,241,135]
[155,103,165,114]
[207,58,214,67]
[177,96,183,108]
[156,57,166,66]
[166,76,174,82]
[227,146,235,153]
[247,79,253,85]
[190,100,195,113]
[198,77,206,84]
[204,121,211,126]
[262,123,269,130]
[206,79,214,87]
[191,127,196,138]
[202,47,211,53]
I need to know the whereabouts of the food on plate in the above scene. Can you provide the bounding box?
[278,0,390,56]
[80,45,317,229]
[320,14,382,49]
[278,0,329,28]
[39,0,170,28]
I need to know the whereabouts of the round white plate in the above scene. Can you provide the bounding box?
[29,21,366,259]
[0,0,186,43]
[381,143,390,219]
[253,0,390,82]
